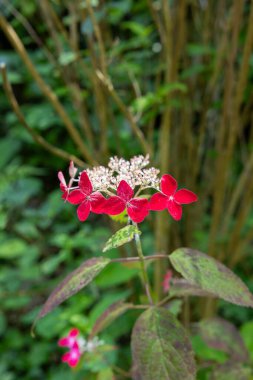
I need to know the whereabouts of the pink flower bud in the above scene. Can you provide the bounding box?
[69,161,78,179]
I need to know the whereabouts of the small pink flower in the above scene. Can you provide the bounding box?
[163,270,173,293]
[149,174,197,220]
[103,180,149,223]
[66,172,106,221]
[61,342,81,368]
[58,328,79,348]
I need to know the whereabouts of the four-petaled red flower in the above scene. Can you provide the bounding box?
[66,172,106,221]
[104,180,149,223]
[58,328,81,368]
[58,328,79,348]
[149,174,197,220]
[61,342,81,367]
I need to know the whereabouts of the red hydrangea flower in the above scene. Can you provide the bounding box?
[58,329,81,367]
[58,328,79,348]
[163,270,173,293]
[104,180,149,223]
[149,174,197,220]
[61,342,81,367]
[66,172,106,221]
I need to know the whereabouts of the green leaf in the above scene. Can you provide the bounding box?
[169,248,253,307]
[35,257,110,322]
[170,278,216,298]
[109,209,128,224]
[103,225,141,252]
[131,307,196,380]
[191,335,228,363]
[210,363,252,380]
[58,51,77,66]
[240,321,253,362]
[90,301,133,339]
[0,239,27,259]
[193,318,249,362]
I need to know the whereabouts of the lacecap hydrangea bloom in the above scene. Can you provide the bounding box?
[58,155,197,223]
[58,328,104,367]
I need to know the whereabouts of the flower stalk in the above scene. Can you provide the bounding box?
[133,224,154,305]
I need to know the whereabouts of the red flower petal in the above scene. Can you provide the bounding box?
[62,352,71,363]
[79,171,92,196]
[69,328,79,338]
[161,174,177,196]
[167,199,182,221]
[67,189,85,204]
[77,200,91,221]
[90,192,106,214]
[117,180,134,202]
[127,198,149,223]
[149,193,168,211]
[60,183,67,192]
[58,337,69,347]
[174,189,198,204]
[103,196,126,215]
[68,350,80,367]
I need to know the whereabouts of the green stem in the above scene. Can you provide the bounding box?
[133,223,154,305]
[111,253,168,264]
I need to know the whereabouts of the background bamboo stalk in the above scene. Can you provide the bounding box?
[0,15,95,164]
[0,64,86,167]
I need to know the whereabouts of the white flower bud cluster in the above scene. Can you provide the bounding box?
[109,155,160,189]
[77,336,104,354]
[86,166,114,191]
[80,155,160,191]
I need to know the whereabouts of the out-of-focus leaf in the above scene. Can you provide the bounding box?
[0,239,27,259]
[131,307,196,380]
[169,248,253,307]
[97,367,115,380]
[170,278,216,298]
[35,257,111,321]
[210,363,252,380]
[241,321,253,362]
[41,251,68,275]
[122,21,153,37]
[192,318,249,362]
[187,43,215,56]
[166,299,183,317]
[90,301,133,339]
[95,262,139,288]
[109,209,128,223]
[191,335,228,363]
[89,290,131,326]
[0,137,21,169]
[103,225,141,252]
[157,82,188,96]
[58,51,77,66]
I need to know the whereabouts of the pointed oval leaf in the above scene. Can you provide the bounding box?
[192,318,249,362]
[103,225,141,252]
[169,248,253,307]
[90,301,133,339]
[131,307,196,380]
[36,257,110,321]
